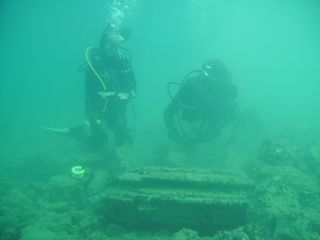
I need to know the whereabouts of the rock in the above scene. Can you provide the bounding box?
[0,189,35,240]
[88,231,111,240]
[48,174,83,202]
[170,228,200,240]
[210,227,250,240]
[20,225,57,240]
[249,165,320,240]
[98,167,253,234]
[106,224,125,237]
[87,170,110,196]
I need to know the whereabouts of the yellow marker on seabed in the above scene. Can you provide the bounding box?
[71,166,86,179]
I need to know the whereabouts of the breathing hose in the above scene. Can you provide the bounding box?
[85,47,107,91]
[85,47,109,112]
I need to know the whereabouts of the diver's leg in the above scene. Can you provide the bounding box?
[105,99,131,147]
[86,119,108,151]
[164,98,182,142]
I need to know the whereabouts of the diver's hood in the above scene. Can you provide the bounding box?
[202,60,230,81]
[99,23,130,51]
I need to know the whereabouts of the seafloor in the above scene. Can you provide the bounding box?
[0,125,320,240]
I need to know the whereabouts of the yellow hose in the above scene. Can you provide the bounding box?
[85,47,107,90]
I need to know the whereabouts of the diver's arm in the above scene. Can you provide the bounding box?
[164,95,181,139]
[127,62,137,97]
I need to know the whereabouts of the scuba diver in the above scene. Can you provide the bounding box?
[164,60,237,145]
[70,23,136,151]
[41,0,136,154]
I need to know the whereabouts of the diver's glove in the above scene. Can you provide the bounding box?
[117,92,129,100]
[98,91,116,98]
[98,91,130,100]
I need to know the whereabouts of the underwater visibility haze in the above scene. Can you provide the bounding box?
[1,0,320,239]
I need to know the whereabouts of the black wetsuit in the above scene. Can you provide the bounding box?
[84,48,136,149]
[164,73,237,144]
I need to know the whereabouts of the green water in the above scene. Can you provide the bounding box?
[1,1,320,239]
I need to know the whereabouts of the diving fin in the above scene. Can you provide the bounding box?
[40,125,70,134]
